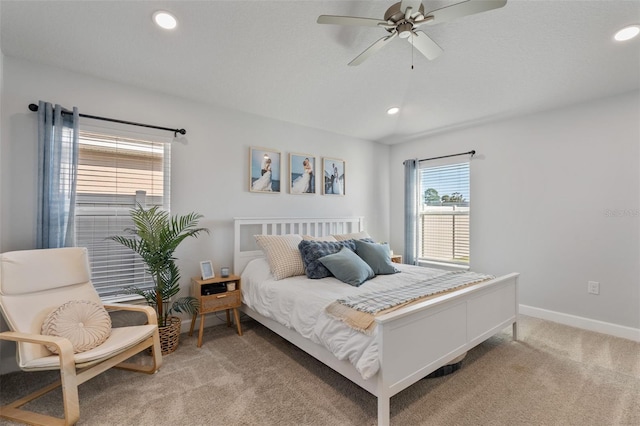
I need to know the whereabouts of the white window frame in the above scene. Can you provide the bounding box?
[74,126,171,302]
[417,159,470,270]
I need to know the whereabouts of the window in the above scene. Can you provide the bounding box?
[74,129,171,301]
[418,161,470,265]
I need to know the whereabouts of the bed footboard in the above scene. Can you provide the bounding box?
[374,273,519,426]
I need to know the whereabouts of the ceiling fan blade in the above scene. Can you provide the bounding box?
[413,16,435,28]
[409,31,443,60]
[400,0,424,17]
[348,33,398,66]
[423,0,507,25]
[317,15,389,27]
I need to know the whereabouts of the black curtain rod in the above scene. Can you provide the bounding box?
[28,103,186,136]
[418,150,475,163]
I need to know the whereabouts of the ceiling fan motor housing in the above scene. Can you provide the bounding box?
[384,2,425,22]
[384,2,426,37]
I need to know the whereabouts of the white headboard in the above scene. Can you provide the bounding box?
[233,217,364,275]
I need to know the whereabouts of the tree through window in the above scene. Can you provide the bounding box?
[418,162,470,265]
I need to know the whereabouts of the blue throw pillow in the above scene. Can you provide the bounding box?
[354,240,399,275]
[298,239,356,279]
[318,247,375,287]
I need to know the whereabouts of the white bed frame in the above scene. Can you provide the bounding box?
[234,217,519,426]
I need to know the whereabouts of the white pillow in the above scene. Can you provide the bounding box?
[331,231,371,241]
[42,300,112,354]
[301,235,338,242]
[254,234,305,280]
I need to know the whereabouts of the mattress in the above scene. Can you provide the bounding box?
[240,258,453,379]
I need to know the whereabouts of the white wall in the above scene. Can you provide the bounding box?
[1,56,391,256]
[390,91,640,332]
[0,56,390,372]
[0,6,3,264]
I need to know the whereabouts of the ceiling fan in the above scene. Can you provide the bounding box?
[317,0,507,66]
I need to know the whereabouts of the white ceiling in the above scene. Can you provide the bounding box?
[1,1,639,144]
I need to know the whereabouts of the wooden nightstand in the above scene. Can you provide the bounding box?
[189,275,242,347]
[390,254,402,264]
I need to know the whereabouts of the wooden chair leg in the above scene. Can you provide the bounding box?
[59,348,80,425]
[1,371,79,426]
[0,335,78,425]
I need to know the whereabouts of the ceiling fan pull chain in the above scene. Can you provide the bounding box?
[411,34,414,70]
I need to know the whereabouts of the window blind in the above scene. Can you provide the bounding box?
[75,129,171,301]
[418,161,470,265]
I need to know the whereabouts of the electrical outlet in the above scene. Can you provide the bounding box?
[588,281,600,295]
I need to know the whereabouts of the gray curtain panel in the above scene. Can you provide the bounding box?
[37,101,79,248]
[403,159,418,265]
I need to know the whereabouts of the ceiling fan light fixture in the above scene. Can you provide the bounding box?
[153,11,177,30]
[397,22,413,39]
[614,25,640,41]
[387,107,400,115]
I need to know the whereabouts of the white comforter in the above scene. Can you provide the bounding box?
[241,258,449,379]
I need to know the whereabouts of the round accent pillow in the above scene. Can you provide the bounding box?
[42,300,112,354]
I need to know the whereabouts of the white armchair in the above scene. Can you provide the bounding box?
[0,247,162,425]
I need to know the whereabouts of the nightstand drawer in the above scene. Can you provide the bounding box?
[200,290,241,313]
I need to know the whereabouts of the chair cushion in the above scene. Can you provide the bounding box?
[42,300,112,354]
[23,325,157,371]
[0,247,91,295]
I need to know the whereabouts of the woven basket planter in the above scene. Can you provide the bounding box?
[157,316,182,355]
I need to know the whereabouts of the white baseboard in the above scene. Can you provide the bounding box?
[519,305,640,342]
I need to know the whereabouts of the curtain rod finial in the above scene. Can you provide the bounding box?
[29,103,39,112]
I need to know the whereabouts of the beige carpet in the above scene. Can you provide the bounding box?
[1,315,639,425]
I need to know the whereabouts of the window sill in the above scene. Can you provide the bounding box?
[418,260,470,272]
[100,294,145,304]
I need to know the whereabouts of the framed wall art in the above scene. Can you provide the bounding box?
[322,157,345,195]
[289,153,316,194]
[249,147,281,193]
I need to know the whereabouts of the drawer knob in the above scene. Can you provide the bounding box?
[216,294,228,299]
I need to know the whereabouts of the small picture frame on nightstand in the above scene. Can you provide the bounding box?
[200,260,215,280]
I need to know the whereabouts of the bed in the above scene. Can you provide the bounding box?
[234,217,519,426]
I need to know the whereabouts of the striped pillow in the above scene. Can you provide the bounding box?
[255,234,305,280]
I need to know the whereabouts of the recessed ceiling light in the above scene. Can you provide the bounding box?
[614,25,640,41]
[153,11,177,30]
[387,107,400,115]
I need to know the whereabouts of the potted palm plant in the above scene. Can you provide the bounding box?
[109,203,209,354]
